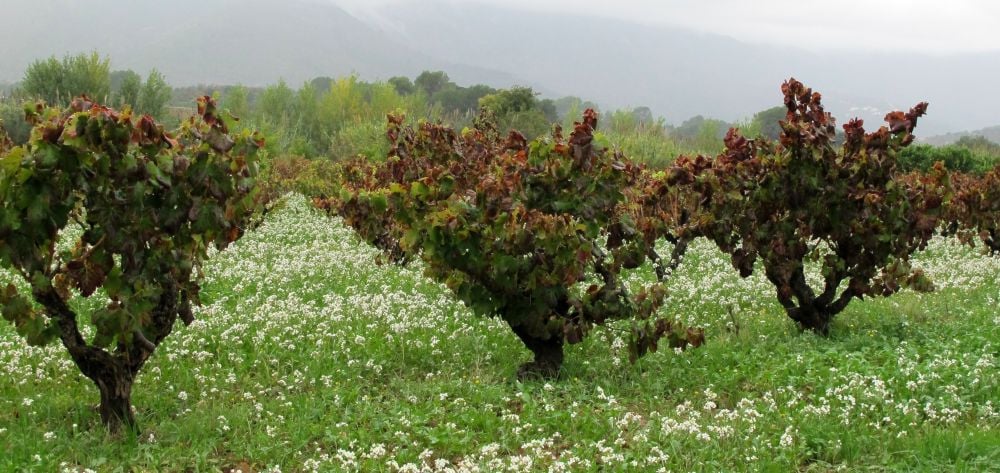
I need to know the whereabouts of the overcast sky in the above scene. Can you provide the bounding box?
[329,0,1000,54]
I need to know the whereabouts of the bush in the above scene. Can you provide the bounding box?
[899,144,978,174]
[943,166,1000,255]
[0,120,9,152]
[329,120,391,160]
[0,98,33,145]
[21,52,111,106]
[0,96,262,433]
[955,135,1000,171]
[607,130,687,168]
[260,155,342,199]
[669,78,946,334]
[318,111,701,379]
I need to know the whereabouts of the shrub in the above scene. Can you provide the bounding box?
[954,136,1000,172]
[21,52,111,106]
[318,111,701,379]
[0,96,262,433]
[329,120,391,160]
[669,79,947,334]
[627,169,702,284]
[606,129,687,169]
[259,154,342,201]
[0,98,33,145]
[0,120,10,153]
[943,166,1000,255]
[899,144,978,174]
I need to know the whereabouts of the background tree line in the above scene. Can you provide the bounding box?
[2,52,999,173]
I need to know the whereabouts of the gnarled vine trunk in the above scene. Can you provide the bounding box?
[84,356,137,432]
[786,305,833,336]
[509,323,564,380]
[766,265,854,337]
[986,228,1000,256]
[35,281,179,433]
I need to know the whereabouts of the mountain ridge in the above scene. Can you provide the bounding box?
[366,1,1000,135]
[0,0,520,89]
[923,125,1000,146]
[2,0,998,135]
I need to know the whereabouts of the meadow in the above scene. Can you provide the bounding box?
[1,194,998,472]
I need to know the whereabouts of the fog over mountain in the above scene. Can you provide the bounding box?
[2,0,998,135]
[0,0,519,89]
[362,1,1000,136]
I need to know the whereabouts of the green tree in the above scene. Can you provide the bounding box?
[294,82,322,155]
[632,107,655,126]
[258,80,295,125]
[672,116,714,139]
[899,144,976,173]
[223,85,250,119]
[539,98,558,123]
[503,110,551,139]
[22,52,111,105]
[479,86,554,138]
[414,70,451,97]
[319,76,367,131]
[560,99,582,131]
[606,109,638,135]
[137,69,171,119]
[694,119,724,154]
[310,77,334,94]
[434,84,495,114]
[111,70,142,110]
[749,106,786,140]
[601,107,678,167]
[479,86,538,116]
[367,82,405,119]
[554,96,599,125]
[955,135,1000,153]
[388,76,415,96]
[0,96,32,145]
[955,136,1000,172]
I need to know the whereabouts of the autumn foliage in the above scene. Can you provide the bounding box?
[663,79,946,334]
[317,111,702,378]
[941,166,1000,255]
[0,96,262,432]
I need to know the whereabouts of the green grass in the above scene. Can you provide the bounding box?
[1,195,998,472]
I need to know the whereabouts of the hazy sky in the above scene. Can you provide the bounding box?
[330,0,1000,54]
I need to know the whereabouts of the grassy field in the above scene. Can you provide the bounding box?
[1,195,998,472]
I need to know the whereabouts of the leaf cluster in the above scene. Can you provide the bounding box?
[0,96,262,351]
[940,165,1000,255]
[319,110,700,359]
[664,78,945,332]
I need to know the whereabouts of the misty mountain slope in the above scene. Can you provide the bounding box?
[2,0,998,134]
[0,0,517,88]
[369,2,787,120]
[924,125,1000,146]
[371,1,1000,135]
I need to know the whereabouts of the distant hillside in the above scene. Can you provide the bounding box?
[3,0,1000,135]
[371,1,1000,135]
[923,126,1000,146]
[0,0,518,89]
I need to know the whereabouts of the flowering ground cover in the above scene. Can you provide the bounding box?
[1,195,998,472]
